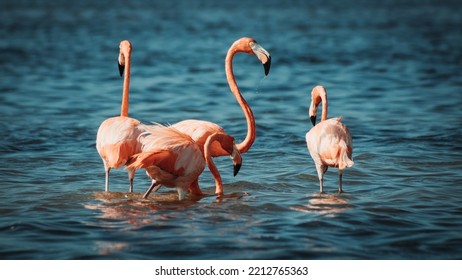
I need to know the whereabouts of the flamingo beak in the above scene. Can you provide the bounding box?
[234,163,242,177]
[230,144,242,176]
[118,62,125,77]
[250,42,271,76]
[263,56,271,76]
[310,116,317,126]
[308,99,318,126]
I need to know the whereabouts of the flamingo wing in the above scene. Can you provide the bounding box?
[132,124,206,189]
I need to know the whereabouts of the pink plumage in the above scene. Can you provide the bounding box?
[96,40,142,192]
[171,37,271,196]
[305,86,354,193]
[127,124,206,200]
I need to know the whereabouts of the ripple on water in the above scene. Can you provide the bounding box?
[1,0,462,259]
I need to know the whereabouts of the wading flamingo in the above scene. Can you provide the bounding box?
[305,86,354,193]
[96,40,143,192]
[126,124,206,200]
[172,37,271,196]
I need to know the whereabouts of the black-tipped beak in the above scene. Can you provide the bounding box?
[118,62,124,77]
[310,116,317,126]
[250,42,271,76]
[263,55,271,76]
[234,163,242,177]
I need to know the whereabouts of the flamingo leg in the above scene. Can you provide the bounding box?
[127,168,135,193]
[338,170,343,193]
[143,180,160,199]
[215,185,224,197]
[151,180,162,192]
[214,174,224,196]
[177,188,187,200]
[188,179,203,196]
[104,162,111,192]
[315,164,327,194]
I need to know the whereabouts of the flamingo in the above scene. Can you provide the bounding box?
[96,40,143,192]
[172,37,271,196]
[170,120,242,196]
[126,124,206,200]
[305,86,354,193]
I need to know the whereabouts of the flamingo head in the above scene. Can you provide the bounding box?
[118,40,132,77]
[219,135,242,176]
[222,138,242,176]
[309,85,327,126]
[233,37,271,76]
[309,98,319,125]
[206,133,243,176]
[230,144,242,176]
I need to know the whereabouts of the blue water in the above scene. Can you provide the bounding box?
[1,0,461,259]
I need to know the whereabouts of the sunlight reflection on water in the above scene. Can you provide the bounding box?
[291,194,353,217]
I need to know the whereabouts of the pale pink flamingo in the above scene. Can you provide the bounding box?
[172,37,271,196]
[96,40,143,192]
[126,124,206,200]
[305,86,354,193]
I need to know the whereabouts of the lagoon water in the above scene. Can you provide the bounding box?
[1,0,461,259]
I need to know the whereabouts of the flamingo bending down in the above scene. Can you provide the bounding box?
[96,40,143,192]
[126,124,206,200]
[305,86,354,193]
[172,37,271,195]
[170,120,241,196]
[204,132,243,192]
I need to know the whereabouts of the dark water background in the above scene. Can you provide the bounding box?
[1,0,461,259]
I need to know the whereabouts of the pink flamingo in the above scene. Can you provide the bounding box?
[305,86,354,193]
[170,120,242,196]
[96,40,143,192]
[126,124,206,200]
[172,37,271,196]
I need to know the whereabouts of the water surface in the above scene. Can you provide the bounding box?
[1,0,461,259]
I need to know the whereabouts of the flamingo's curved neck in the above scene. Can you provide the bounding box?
[120,54,131,117]
[320,94,328,122]
[226,47,255,153]
[204,133,224,194]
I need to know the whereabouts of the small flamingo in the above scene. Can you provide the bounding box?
[172,37,271,195]
[126,124,206,200]
[305,86,354,193]
[96,40,143,192]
